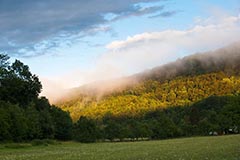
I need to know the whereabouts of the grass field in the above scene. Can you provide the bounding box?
[0,135,239,160]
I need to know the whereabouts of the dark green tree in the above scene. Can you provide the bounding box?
[25,105,42,140]
[0,56,42,106]
[0,101,11,141]
[104,120,122,141]
[73,117,99,143]
[50,106,73,140]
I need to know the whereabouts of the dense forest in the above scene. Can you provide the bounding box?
[1,42,240,143]
[73,95,240,142]
[60,72,240,120]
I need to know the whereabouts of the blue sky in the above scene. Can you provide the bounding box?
[0,0,240,99]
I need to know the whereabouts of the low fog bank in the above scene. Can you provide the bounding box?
[54,76,140,103]
[137,41,240,81]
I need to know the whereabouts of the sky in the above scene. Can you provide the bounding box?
[0,0,240,100]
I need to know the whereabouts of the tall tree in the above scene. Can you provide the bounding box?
[0,55,42,106]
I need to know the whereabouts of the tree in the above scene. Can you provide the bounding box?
[0,54,74,142]
[149,111,179,139]
[73,117,99,143]
[7,105,28,141]
[50,106,73,140]
[104,120,122,141]
[25,104,42,140]
[0,56,42,106]
[0,101,11,141]
[0,101,28,142]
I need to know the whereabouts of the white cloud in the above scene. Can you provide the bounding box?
[103,14,240,72]
[107,15,240,51]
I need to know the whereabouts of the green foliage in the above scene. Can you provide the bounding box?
[38,109,55,139]
[0,56,42,106]
[104,120,124,141]
[0,54,73,142]
[73,117,100,143]
[50,106,73,140]
[148,113,179,139]
[25,105,42,140]
[0,102,12,141]
[69,95,240,142]
[0,101,27,142]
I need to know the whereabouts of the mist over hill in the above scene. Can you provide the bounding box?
[58,41,240,100]
[57,42,240,120]
[137,41,240,81]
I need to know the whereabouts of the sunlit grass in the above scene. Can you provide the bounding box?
[0,135,239,160]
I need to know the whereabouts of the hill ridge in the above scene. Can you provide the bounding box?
[57,42,240,120]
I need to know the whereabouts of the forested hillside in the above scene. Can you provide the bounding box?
[60,72,240,120]
[58,43,240,121]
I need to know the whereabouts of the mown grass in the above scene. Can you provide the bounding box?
[0,135,239,160]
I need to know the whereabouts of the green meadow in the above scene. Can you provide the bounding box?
[0,135,239,160]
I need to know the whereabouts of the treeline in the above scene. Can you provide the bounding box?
[60,72,240,120]
[0,54,72,142]
[72,95,240,143]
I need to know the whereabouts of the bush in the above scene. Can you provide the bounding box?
[31,139,48,146]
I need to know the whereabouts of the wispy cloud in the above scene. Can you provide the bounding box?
[0,0,169,57]
[110,5,165,21]
[149,10,180,18]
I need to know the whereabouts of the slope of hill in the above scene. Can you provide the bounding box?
[57,42,240,121]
